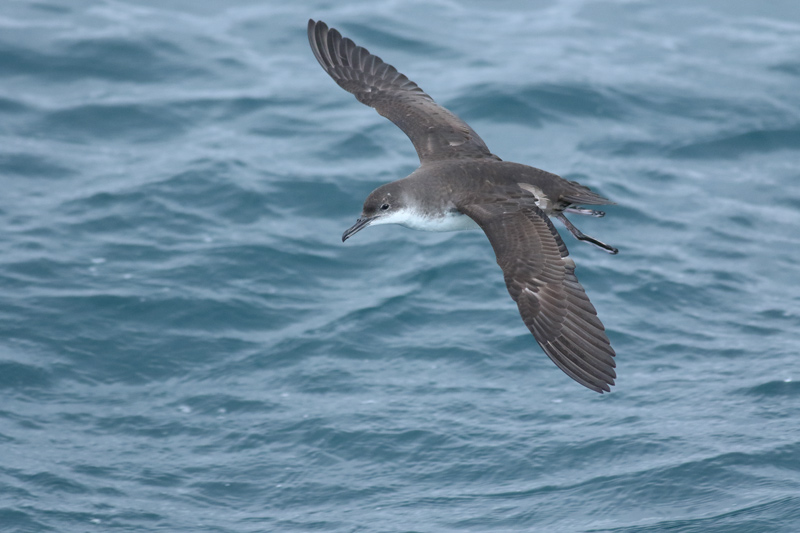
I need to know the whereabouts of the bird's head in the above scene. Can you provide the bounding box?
[342,183,408,241]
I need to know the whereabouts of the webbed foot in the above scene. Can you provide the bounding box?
[556,213,618,254]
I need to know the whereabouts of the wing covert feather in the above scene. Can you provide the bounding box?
[308,19,499,163]
[460,201,616,393]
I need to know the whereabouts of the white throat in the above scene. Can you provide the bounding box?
[370,207,480,232]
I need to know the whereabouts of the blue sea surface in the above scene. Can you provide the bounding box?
[1,0,800,531]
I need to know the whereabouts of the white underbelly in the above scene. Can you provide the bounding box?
[374,208,480,232]
[405,211,480,232]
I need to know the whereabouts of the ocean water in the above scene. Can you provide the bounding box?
[1,0,800,531]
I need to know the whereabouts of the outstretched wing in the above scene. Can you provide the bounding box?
[308,19,499,164]
[460,201,616,393]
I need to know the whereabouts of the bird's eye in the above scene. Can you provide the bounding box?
[380,203,390,210]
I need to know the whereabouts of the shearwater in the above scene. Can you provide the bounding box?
[308,19,619,393]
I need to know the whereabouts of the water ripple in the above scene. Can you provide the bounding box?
[2,2,800,532]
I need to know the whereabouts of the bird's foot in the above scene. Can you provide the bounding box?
[565,206,605,218]
[556,213,618,254]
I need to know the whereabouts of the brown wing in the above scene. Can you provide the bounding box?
[460,201,616,393]
[308,19,499,164]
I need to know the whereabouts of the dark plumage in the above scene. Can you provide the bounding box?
[308,19,619,393]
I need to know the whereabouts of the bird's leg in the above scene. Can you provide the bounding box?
[555,213,618,254]
[565,206,605,218]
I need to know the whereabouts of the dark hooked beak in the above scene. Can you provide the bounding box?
[342,216,373,242]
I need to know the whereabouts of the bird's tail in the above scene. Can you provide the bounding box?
[562,181,615,206]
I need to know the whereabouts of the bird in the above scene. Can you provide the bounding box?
[308,19,619,393]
